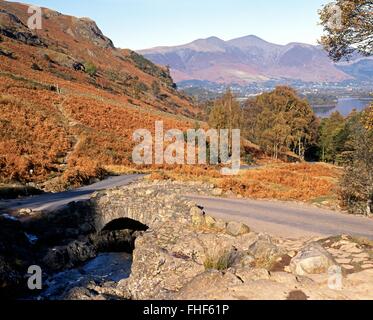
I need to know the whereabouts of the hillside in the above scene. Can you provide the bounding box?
[139,35,372,84]
[0,1,199,189]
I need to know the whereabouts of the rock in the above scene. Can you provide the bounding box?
[0,9,45,47]
[43,240,97,271]
[290,243,337,275]
[213,218,227,230]
[173,269,300,300]
[173,265,373,300]
[190,206,205,226]
[212,188,223,196]
[231,254,255,269]
[336,258,352,264]
[0,47,15,59]
[128,235,205,300]
[284,266,292,273]
[225,190,235,197]
[145,189,155,195]
[270,271,314,286]
[204,215,216,228]
[342,265,355,270]
[234,268,270,282]
[173,270,243,299]
[288,251,297,258]
[18,208,32,215]
[248,234,281,262]
[353,253,370,259]
[226,221,250,236]
[64,287,106,301]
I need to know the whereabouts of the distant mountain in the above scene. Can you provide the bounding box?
[138,35,372,84]
[335,58,373,82]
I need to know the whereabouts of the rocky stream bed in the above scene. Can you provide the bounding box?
[0,180,372,300]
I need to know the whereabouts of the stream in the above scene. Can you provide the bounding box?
[36,252,132,300]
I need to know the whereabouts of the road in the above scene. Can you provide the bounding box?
[1,175,372,239]
[0,175,143,213]
[188,195,373,239]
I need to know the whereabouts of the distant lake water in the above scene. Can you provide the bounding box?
[313,97,373,118]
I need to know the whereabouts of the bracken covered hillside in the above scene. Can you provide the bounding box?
[0,1,199,188]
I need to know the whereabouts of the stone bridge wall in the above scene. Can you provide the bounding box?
[90,181,214,232]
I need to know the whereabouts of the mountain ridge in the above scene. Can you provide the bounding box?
[138,35,371,84]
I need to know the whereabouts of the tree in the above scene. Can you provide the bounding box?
[208,89,243,153]
[244,86,317,160]
[255,109,291,159]
[339,108,373,216]
[318,111,345,163]
[242,98,262,141]
[319,0,373,61]
[208,89,243,130]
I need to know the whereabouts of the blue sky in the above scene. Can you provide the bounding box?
[12,0,330,50]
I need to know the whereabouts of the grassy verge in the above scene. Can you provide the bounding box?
[147,162,342,208]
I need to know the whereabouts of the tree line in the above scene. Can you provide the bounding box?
[208,86,320,161]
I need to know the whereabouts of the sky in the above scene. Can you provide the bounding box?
[10,0,330,50]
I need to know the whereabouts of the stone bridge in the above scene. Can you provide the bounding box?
[90,186,189,232]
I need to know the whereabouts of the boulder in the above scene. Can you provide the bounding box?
[248,234,280,260]
[226,221,250,236]
[42,240,97,271]
[290,243,337,275]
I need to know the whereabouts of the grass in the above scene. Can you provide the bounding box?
[223,163,341,201]
[203,249,238,271]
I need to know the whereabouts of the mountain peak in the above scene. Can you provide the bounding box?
[205,36,224,43]
[234,34,265,42]
[188,36,227,52]
[227,34,276,49]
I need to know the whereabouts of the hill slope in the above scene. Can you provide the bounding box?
[0,1,198,189]
[139,35,371,84]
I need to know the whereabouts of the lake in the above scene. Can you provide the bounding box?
[313,97,372,118]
